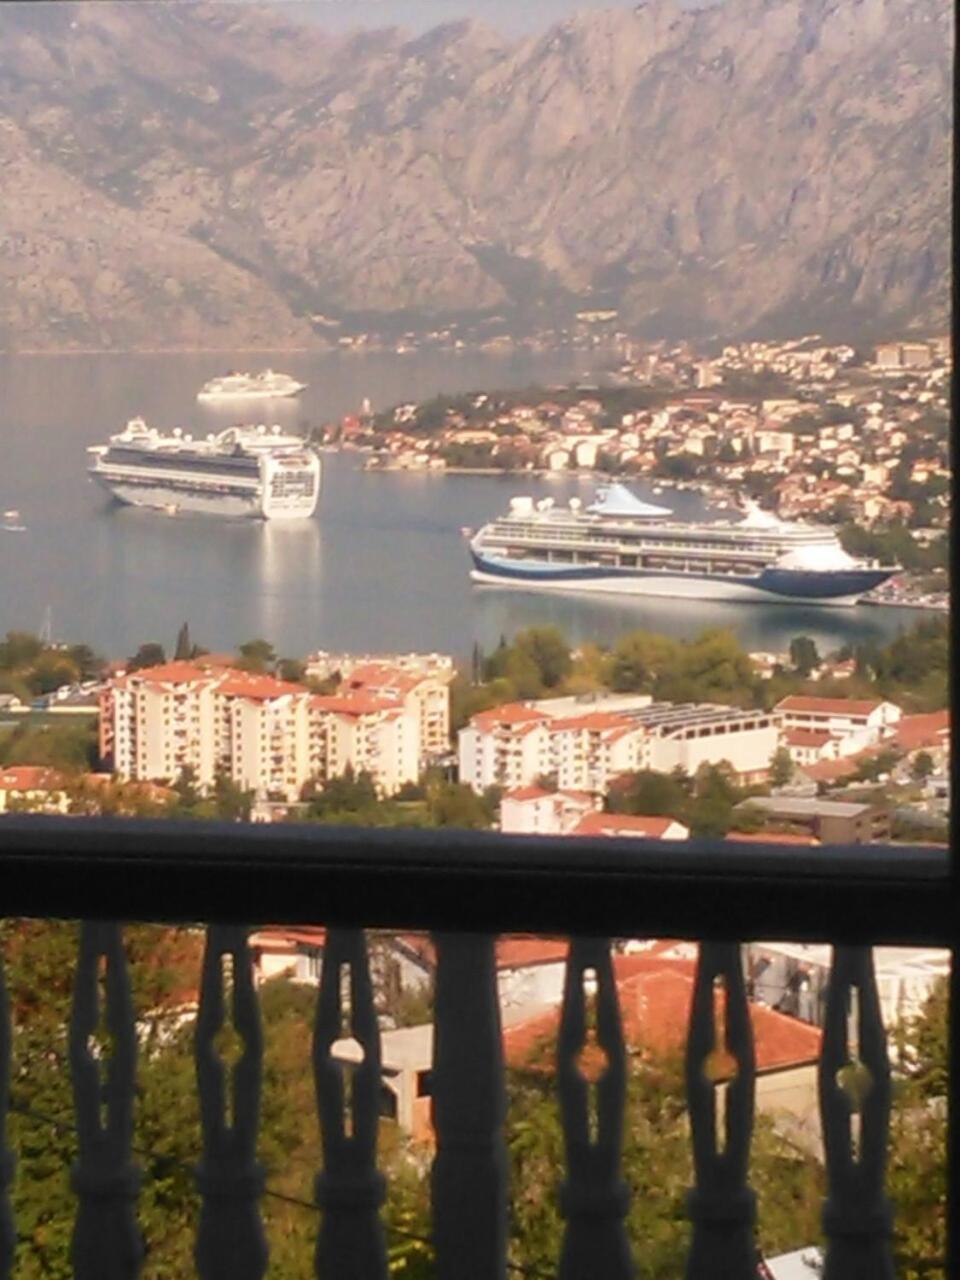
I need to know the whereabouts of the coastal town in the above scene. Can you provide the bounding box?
[325,334,949,610]
[1,619,949,846]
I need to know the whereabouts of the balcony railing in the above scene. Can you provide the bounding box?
[0,815,954,1279]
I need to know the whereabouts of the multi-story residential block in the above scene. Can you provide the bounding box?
[102,662,222,787]
[458,704,552,793]
[338,662,452,762]
[101,656,440,802]
[460,698,780,796]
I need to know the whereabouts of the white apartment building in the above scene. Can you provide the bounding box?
[458,705,552,793]
[102,662,222,787]
[304,653,454,764]
[774,696,902,748]
[459,698,778,796]
[339,663,452,762]
[102,659,436,802]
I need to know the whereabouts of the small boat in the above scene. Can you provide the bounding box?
[1,509,25,532]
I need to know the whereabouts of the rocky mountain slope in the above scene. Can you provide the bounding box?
[0,0,950,350]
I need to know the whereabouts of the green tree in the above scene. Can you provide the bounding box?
[0,631,43,671]
[910,751,935,783]
[426,780,493,829]
[64,644,103,681]
[173,623,192,662]
[237,639,276,674]
[277,658,306,684]
[608,632,678,693]
[788,636,821,678]
[128,643,166,672]
[888,977,948,1278]
[213,769,254,822]
[0,719,98,772]
[513,627,572,690]
[609,770,688,820]
[768,747,794,789]
[507,1051,822,1278]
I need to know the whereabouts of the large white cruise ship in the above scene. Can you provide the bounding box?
[88,419,321,520]
[197,370,307,403]
[466,483,899,606]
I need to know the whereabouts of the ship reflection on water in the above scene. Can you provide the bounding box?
[470,582,901,658]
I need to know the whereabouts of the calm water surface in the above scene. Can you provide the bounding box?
[0,350,914,663]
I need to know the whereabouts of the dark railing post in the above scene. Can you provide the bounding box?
[194,925,267,1280]
[819,946,895,1280]
[69,922,143,1280]
[684,942,756,1280]
[557,937,633,1280]
[313,928,387,1280]
[431,933,508,1280]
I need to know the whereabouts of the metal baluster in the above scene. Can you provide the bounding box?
[431,934,507,1280]
[819,946,894,1280]
[69,922,142,1280]
[194,925,267,1280]
[684,942,756,1280]
[557,938,632,1280]
[0,952,15,1279]
[313,928,387,1279]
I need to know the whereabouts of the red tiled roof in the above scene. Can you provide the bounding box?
[503,786,552,803]
[550,712,635,734]
[783,729,833,748]
[776,696,886,716]
[894,710,950,752]
[219,673,307,701]
[0,766,64,791]
[345,664,422,696]
[572,812,685,839]
[505,962,821,1074]
[389,934,570,973]
[471,704,548,731]
[557,789,597,806]
[251,926,327,950]
[310,694,396,716]
[799,745,886,783]
[123,661,217,688]
[496,938,569,969]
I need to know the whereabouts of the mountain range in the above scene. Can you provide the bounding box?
[0,0,950,351]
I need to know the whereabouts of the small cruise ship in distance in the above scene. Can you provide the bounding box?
[197,370,307,403]
[465,483,899,606]
[88,419,321,520]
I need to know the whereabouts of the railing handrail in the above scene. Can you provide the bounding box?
[0,816,952,946]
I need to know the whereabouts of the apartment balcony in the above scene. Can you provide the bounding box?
[0,816,953,1279]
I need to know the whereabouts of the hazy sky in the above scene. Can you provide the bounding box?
[280,1,678,36]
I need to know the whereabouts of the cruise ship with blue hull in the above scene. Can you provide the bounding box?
[466,485,898,607]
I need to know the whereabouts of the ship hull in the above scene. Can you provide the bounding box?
[469,550,894,606]
[93,474,262,519]
[197,387,305,403]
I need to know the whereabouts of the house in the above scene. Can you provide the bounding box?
[500,787,597,835]
[735,796,890,844]
[774,696,901,748]
[782,728,838,767]
[505,955,823,1146]
[571,812,690,841]
[892,710,950,767]
[748,942,950,1037]
[0,766,68,815]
